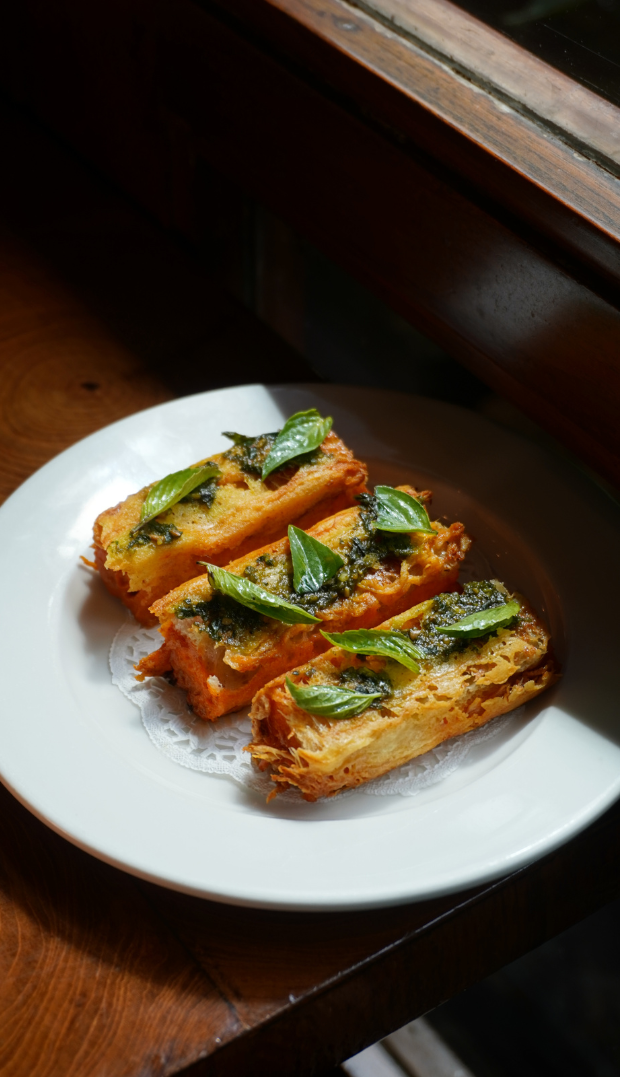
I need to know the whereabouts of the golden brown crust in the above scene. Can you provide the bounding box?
[248,595,558,800]
[93,430,367,624]
[93,544,159,626]
[138,487,471,721]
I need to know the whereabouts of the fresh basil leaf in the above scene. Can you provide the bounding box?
[200,563,320,625]
[373,486,437,534]
[320,628,421,674]
[436,599,520,639]
[288,525,344,594]
[261,409,332,480]
[134,463,221,532]
[285,677,381,718]
[222,431,252,446]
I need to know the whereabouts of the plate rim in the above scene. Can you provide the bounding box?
[0,382,618,911]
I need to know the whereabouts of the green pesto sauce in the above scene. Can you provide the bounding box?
[338,664,392,699]
[126,521,182,550]
[334,493,413,591]
[181,478,217,507]
[243,552,292,598]
[413,580,512,662]
[179,463,219,508]
[175,591,264,645]
[173,494,416,637]
[222,431,324,477]
[222,432,278,476]
[124,461,219,553]
[243,493,414,614]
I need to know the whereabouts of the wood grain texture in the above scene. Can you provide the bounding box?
[0,785,239,1077]
[0,228,170,500]
[142,793,620,1076]
[2,2,620,486]
[160,0,620,484]
[213,0,620,279]
[0,101,315,503]
[0,100,619,1077]
[361,0,620,167]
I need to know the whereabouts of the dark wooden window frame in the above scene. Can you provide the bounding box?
[2,0,620,484]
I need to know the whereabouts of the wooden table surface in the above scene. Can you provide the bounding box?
[5,0,620,487]
[2,101,620,1077]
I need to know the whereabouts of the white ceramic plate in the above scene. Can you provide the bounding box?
[1,384,619,911]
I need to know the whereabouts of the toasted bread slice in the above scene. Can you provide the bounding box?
[94,429,367,624]
[137,486,470,720]
[249,582,557,800]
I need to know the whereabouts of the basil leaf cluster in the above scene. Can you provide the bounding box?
[373,486,436,534]
[285,677,381,718]
[133,463,221,533]
[201,563,320,625]
[321,628,421,673]
[436,600,520,639]
[288,525,344,594]
[261,409,332,480]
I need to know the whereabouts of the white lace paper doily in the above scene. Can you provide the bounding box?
[110,618,516,801]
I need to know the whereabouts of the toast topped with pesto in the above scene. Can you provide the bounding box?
[93,409,367,624]
[249,580,557,800]
[136,486,471,720]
